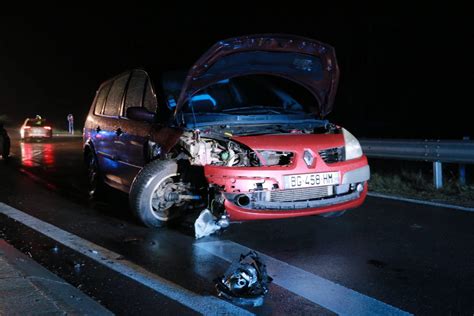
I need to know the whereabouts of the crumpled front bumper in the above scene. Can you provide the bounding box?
[205,157,370,221]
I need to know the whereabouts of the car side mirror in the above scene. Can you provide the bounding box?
[126,107,156,123]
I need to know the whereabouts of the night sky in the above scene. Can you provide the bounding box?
[0,4,471,138]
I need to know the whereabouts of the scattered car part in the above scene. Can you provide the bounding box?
[194,209,221,239]
[216,214,230,228]
[215,251,273,307]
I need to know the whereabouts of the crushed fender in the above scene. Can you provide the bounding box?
[194,209,221,239]
[214,251,273,307]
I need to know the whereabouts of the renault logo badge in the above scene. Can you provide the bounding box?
[303,150,314,167]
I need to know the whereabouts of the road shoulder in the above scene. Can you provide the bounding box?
[0,239,112,315]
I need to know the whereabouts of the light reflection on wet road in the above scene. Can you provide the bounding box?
[20,141,55,167]
[8,133,86,196]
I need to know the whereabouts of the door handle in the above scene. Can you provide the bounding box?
[95,126,101,133]
[115,128,123,136]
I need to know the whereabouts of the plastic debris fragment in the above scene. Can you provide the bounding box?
[194,209,221,239]
[215,251,273,307]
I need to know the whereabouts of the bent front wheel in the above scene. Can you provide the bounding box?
[129,160,190,228]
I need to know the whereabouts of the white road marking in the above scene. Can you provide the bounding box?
[368,192,474,212]
[0,202,252,316]
[196,240,413,316]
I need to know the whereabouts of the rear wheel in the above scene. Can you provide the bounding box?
[85,149,104,199]
[319,210,346,218]
[129,159,191,228]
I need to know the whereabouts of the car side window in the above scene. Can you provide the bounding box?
[123,70,147,115]
[143,78,158,113]
[94,82,112,115]
[103,74,129,116]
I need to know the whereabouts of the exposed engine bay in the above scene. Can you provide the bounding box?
[178,121,337,167]
[179,130,260,167]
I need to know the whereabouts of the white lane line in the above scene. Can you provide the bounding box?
[196,240,412,316]
[368,192,474,212]
[0,202,252,316]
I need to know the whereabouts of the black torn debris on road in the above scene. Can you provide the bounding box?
[215,251,273,307]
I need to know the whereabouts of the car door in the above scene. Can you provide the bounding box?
[115,70,158,189]
[95,72,131,188]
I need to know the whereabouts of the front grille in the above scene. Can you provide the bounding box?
[319,147,345,163]
[269,186,333,202]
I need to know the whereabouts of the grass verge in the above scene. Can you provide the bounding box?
[369,170,474,208]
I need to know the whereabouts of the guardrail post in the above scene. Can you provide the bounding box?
[459,162,467,186]
[433,161,443,189]
[459,136,469,186]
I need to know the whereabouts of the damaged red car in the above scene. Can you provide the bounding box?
[83,34,370,228]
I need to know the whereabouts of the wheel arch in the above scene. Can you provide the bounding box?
[83,139,96,164]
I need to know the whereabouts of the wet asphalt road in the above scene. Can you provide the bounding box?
[0,134,473,315]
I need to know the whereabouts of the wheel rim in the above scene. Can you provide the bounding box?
[149,173,181,221]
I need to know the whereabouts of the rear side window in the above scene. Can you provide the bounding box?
[123,70,147,114]
[143,79,158,113]
[123,70,158,117]
[94,82,112,115]
[103,74,129,116]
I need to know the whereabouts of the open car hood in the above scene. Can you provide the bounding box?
[176,34,339,117]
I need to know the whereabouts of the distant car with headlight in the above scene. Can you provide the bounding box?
[20,117,53,140]
[83,34,370,228]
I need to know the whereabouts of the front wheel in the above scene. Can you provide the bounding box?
[129,160,191,228]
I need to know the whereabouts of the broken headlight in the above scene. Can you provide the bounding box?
[223,141,260,167]
[257,150,294,166]
[214,251,273,307]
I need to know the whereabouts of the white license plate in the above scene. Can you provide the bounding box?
[284,172,339,189]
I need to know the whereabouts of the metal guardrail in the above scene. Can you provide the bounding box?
[360,138,474,189]
[360,139,474,164]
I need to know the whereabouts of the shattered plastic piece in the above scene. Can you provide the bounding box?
[74,263,81,272]
[217,214,230,228]
[123,236,143,243]
[215,251,273,307]
[194,209,221,239]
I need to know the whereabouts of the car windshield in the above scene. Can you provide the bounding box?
[165,74,317,115]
